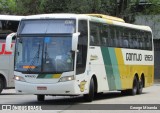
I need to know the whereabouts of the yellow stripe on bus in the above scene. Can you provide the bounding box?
[52,74,61,78]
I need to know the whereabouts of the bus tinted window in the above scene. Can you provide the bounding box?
[19,20,76,34]
[146,32,152,50]
[116,27,123,48]
[100,24,110,46]
[90,22,101,46]
[76,20,88,74]
[89,21,152,50]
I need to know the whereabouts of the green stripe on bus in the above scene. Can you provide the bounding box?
[37,74,45,78]
[101,47,122,90]
[37,74,61,78]
[108,48,121,90]
[37,74,52,78]
[101,47,116,90]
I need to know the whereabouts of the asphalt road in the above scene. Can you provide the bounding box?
[0,84,160,113]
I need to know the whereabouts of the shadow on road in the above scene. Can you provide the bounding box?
[20,91,148,105]
[0,93,17,95]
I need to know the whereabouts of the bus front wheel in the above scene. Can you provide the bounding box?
[83,78,94,102]
[0,77,4,93]
[37,95,45,101]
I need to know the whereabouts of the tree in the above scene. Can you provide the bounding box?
[0,0,16,14]
[1,0,160,23]
[141,0,160,15]
[15,0,44,15]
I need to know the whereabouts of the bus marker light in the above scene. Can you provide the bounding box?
[23,66,36,69]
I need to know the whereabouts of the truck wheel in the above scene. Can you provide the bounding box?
[83,78,94,102]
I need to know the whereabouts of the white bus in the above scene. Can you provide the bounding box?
[6,14,154,102]
[0,15,24,93]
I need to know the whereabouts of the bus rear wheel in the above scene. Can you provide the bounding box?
[83,78,94,102]
[129,76,138,95]
[0,77,4,93]
[137,78,143,94]
[37,95,45,101]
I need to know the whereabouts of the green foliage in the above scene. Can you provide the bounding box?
[1,0,160,23]
[15,0,44,15]
[0,0,16,14]
[40,0,69,13]
[142,0,160,15]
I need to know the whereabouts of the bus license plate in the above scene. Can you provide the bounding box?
[37,86,47,90]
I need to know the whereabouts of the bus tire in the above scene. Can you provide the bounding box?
[83,78,94,102]
[129,76,138,95]
[137,78,143,94]
[0,77,4,93]
[37,95,45,101]
[121,90,128,95]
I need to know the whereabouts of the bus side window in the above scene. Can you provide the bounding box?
[131,30,138,49]
[146,32,152,50]
[76,20,88,75]
[114,28,119,47]
[90,22,100,46]
[117,27,123,48]
[122,28,129,48]
[90,35,95,45]
[149,32,152,50]
[110,26,115,47]
[101,24,109,46]
[144,32,148,50]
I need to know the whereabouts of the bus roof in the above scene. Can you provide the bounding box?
[0,15,25,21]
[86,14,125,23]
[21,13,152,32]
[113,21,152,32]
[22,13,78,19]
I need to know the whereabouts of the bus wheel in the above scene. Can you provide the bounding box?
[137,78,143,94]
[129,76,138,95]
[37,95,45,101]
[83,78,94,102]
[121,90,128,95]
[0,77,4,93]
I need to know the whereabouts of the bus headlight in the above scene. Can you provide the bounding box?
[59,75,74,82]
[14,75,26,82]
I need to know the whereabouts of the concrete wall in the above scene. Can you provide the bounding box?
[135,15,160,39]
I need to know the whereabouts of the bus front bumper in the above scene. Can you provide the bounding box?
[15,80,80,95]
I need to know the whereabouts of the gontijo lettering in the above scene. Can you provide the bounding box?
[126,53,142,61]
[126,53,153,61]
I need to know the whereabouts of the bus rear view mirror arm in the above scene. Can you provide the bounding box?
[6,33,16,52]
[72,32,80,52]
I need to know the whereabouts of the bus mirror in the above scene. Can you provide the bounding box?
[6,33,16,52]
[72,32,80,52]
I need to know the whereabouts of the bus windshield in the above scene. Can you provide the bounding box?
[15,36,74,73]
[15,19,76,73]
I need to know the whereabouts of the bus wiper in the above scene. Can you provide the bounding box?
[27,43,41,72]
[44,43,51,63]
